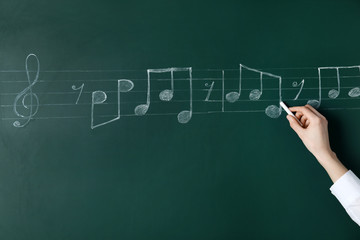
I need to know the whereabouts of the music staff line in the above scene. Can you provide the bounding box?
[2,74,360,83]
[0,65,352,73]
[3,107,360,122]
[2,86,360,97]
[6,53,360,129]
[2,96,360,108]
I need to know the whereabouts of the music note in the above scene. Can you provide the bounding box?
[159,70,174,101]
[225,64,282,118]
[328,67,341,99]
[308,66,360,108]
[71,83,84,104]
[226,64,264,102]
[348,66,360,98]
[348,87,360,97]
[225,64,243,103]
[249,72,263,101]
[307,67,322,108]
[292,79,305,100]
[134,67,193,124]
[91,79,134,129]
[134,69,151,116]
[264,72,282,118]
[13,53,40,128]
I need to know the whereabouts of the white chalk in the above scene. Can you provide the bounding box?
[280,101,303,127]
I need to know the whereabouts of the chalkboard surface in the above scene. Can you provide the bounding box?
[1,0,360,239]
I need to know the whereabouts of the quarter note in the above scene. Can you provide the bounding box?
[13,53,40,128]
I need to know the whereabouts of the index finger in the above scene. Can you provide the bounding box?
[305,104,325,119]
[288,106,317,120]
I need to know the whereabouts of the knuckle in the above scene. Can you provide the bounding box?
[319,117,327,125]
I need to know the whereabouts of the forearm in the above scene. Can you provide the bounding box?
[316,151,348,183]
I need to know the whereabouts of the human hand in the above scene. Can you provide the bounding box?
[286,104,333,163]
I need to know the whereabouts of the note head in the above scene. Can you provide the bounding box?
[265,105,281,119]
[177,110,192,124]
[307,99,320,109]
[249,89,262,101]
[134,104,149,116]
[225,92,240,103]
[93,91,107,104]
[159,89,173,101]
[348,87,360,98]
[119,79,134,92]
[328,89,339,99]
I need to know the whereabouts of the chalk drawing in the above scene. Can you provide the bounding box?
[225,64,243,103]
[159,69,174,101]
[292,79,305,100]
[91,79,134,129]
[5,54,360,128]
[226,64,266,102]
[249,72,263,101]
[225,64,263,102]
[226,64,282,118]
[134,67,193,124]
[71,83,84,104]
[348,87,360,98]
[348,66,360,98]
[204,81,215,101]
[222,70,225,112]
[308,65,360,108]
[13,54,40,128]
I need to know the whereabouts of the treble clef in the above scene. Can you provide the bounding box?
[13,53,40,127]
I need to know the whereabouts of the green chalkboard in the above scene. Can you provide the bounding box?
[1,0,360,239]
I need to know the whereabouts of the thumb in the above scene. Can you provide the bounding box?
[286,115,303,135]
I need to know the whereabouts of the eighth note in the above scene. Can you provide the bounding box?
[159,70,174,101]
[91,79,134,129]
[348,66,360,98]
[308,65,360,109]
[134,67,193,124]
[13,53,40,128]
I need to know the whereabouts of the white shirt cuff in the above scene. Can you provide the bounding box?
[330,170,360,209]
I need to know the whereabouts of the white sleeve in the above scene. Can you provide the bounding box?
[330,170,360,226]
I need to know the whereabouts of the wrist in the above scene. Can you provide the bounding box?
[315,150,348,183]
[315,149,337,166]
